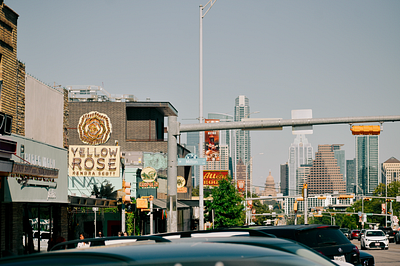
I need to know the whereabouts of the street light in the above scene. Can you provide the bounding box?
[241,111,259,225]
[199,0,217,231]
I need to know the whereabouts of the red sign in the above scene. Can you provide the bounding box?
[203,170,228,186]
[205,119,220,161]
[237,180,245,192]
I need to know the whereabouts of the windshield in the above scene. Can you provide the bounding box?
[296,228,350,248]
[366,231,384,237]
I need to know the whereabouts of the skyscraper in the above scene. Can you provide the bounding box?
[355,135,379,196]
[280,163,289,196]
[307,144,346,195]
[333,144,345,181]
[234,95,251,179]
[346,159,356,193]
[288,134,313,196]
[186,131,199,187]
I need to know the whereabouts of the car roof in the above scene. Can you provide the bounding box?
[1,239,336,266]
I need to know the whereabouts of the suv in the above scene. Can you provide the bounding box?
[378,227,395,243]
[245,224,360,266]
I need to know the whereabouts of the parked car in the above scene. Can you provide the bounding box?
[358,229,366,241]
[360,230,389,250]
[350,230,360,240]
[1,233,352,266]
[359,250,375,266]
[233,225,361,266]
[378,227,395,243]
[340,228,351,239]
[395,230,400,244]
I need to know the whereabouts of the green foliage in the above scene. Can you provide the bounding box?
[205,177,245,228]
[192,186,212,197]
[91,179,118,200]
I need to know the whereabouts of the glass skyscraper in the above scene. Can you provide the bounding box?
[234,96,251,179]
[355,135,379,196]
[288,134,313,196]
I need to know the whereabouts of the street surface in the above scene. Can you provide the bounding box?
[350,239,400,266]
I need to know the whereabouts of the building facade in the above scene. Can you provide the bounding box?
[307,144,346,195]
[280,163,288,196]
[234,96,251,177]
[355,135,379,196]
[288,134,313,196]
[346,159,356,193]
[381,157,400,185]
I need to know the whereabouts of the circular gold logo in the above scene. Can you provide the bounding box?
[78,111,112,145]
[177,176,186,188]
[141,167,157,183]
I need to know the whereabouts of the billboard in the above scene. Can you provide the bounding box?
[203,170,229,186]
[68,145,121,177]
[205,119,220,161]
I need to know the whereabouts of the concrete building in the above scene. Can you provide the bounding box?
[381,157,400,185]
[307,145,346,195]
[1,2,70,256]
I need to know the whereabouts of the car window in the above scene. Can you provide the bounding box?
[366,231,384,237]
[296,228,349,248]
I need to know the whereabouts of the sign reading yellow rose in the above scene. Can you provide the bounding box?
[78,111,112,145]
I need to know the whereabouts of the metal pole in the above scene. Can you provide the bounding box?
[121,166,125,233]
[167,116,178,232]
[199,4,204,232]
[94,209,97,237]
[150,199,153,235]
[304,185,308,224]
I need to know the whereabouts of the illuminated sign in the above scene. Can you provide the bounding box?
[205,119,220,161]
[203,170,228,186]
[68,145,120,177]
[141,167,157,182]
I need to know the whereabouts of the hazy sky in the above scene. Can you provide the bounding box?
[7,0,400,189]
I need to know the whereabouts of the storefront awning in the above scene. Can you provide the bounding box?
[68,195,118,207]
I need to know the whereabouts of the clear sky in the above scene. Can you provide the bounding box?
[7,0,400,190]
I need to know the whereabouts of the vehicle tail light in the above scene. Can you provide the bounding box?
[315,250,325,256]
[353,246,360,255]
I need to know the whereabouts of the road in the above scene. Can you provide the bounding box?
[350,239,400,266]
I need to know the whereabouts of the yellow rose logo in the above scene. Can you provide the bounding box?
[78,111,112,145]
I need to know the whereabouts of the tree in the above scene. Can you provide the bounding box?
[205,177,245,228]
[91,179,118,199]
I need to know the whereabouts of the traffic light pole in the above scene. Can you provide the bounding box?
[121,161,126,233]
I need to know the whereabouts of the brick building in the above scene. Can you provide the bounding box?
[1,1,70,256]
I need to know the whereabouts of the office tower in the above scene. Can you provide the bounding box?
[186,131,199,187]
[346,159,356,193]
[355,135,379,196]
[234,95,251,178]
[333,144,345,181]
[307,145,346,195]
[280,163,289,196]
[288,134,313,196]
[297,164,312,195]
[381,157,400,185]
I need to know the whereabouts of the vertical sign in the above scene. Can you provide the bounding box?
[204,119,220,161]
